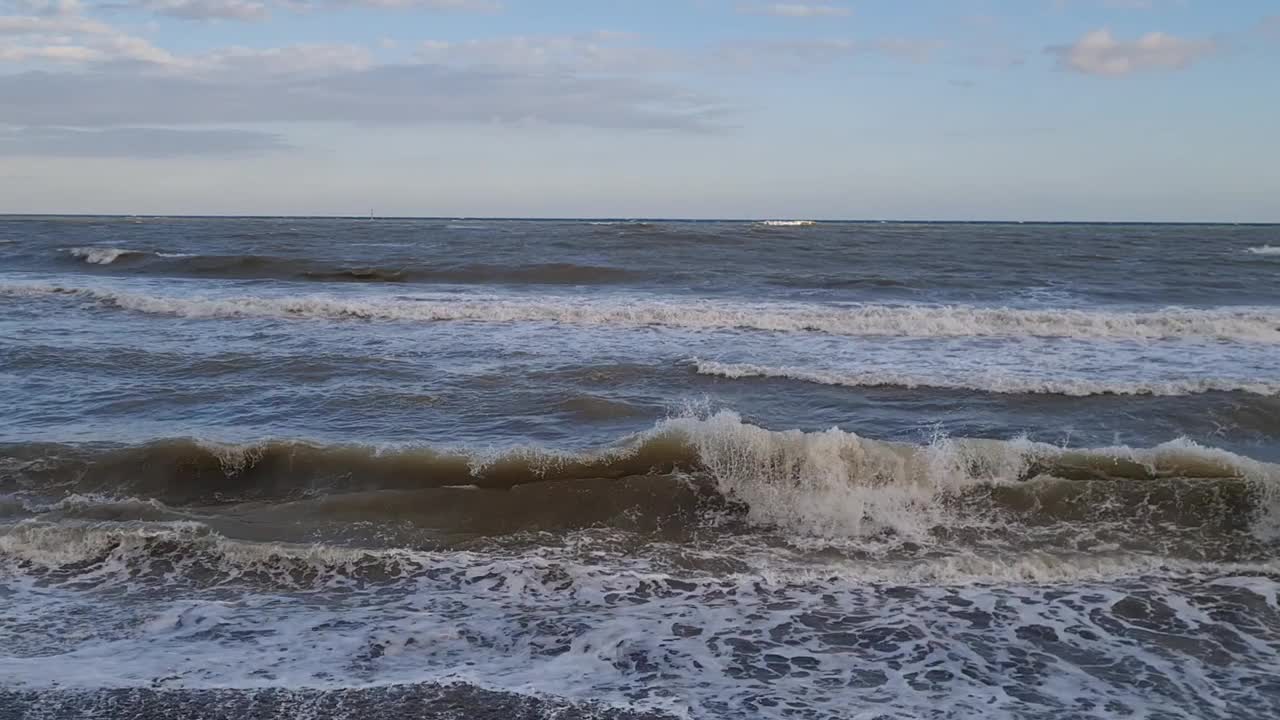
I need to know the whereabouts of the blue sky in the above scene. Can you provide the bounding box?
[1,0,1276,220]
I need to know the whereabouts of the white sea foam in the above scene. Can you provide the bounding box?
[66,247,144,265]
[1247,245,1280,255]
[693,359,1280,397]
[6,282,1280,343]
[4,522,1280,720]
[758,220,816,227]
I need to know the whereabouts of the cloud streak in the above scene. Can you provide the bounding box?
[0,126,291,156]
[1052,0,1187,10]
[0,62,730,132]
[415,31,681,73]
[0,1,177,63]
[0,3,723,135]
[38,0,501,22]
[129,0,270,22]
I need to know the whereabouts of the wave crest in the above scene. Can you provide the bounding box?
[66,247,144,265]
[7,282,1280,343]
[693,359,1280,397]
[5,413,1277,540]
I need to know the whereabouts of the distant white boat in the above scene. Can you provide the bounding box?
[759,220,817,227]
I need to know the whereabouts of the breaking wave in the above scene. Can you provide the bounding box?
[0,521,423,588]
[1248,245,1280,256]
[3,520,1278,592]
[4,412,1277,540]
[757,220,817,227]
[693,359,1280,398]
[66,247,145,265]
[7,282,1280,342]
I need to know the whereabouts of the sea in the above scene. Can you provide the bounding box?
[2,216,1279,719]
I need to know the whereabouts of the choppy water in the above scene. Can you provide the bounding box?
[2,216,1280,719]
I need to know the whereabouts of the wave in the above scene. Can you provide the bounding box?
[3,519,1278,590]
[661,412,1278,539]
[4,412,1277,539]
[1248,245,1280,256]
[58,249,638,286]
[757,220,816,227]
[0,521,423,588]
[8,282,1280,342]
[66,247,145,265]
[693,359,1280,398]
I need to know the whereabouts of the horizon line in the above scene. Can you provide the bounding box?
[2,213,1277,226]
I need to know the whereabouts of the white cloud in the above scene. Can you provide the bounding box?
[738,3,850,18]
[0,4,176,63]
[1046,28,1215,75]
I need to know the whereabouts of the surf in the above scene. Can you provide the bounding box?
[6,412,1278,541]
[692,359,1280,397]
[8,282,1280,343]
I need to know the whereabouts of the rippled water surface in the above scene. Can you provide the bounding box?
[3,216,1280,719]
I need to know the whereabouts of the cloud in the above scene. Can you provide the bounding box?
[157,0,500,19]
[338,0,499,10]
[24,0,501,23]
[2,0,84,15]
[0,11,110,34]
[1,1,725,137]
[0,3,177,63]
[0,126,291,156]
[129,0,269,21]
[0,61,729,132]
[737,3,850,18]
[413,30,941,76]
[201,43,375,74]
[415,31,680,73]
[1046,28,1215,75]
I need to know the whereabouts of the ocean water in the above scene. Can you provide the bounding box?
[2,216,1280,719]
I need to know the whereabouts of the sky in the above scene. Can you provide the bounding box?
[0,0,1277,220]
